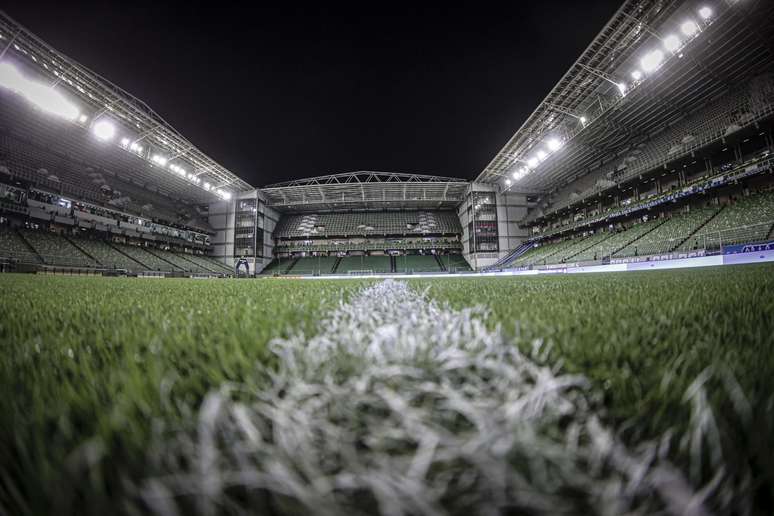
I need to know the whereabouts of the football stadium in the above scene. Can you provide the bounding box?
[1,1,774,514]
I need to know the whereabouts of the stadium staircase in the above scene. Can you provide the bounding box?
[105,243,148,270]
[390,255,397,273]
[285,258,300,274]
[671,205,725,252]
[768,222,774,240]
[332,256,342,274]
[434,254,446,271]
[65,236,100,264]
[16,229,43,263]
[491,241,534,269]
[175,252,225,274]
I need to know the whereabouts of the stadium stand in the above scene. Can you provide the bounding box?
[614,207,720,257]
[286,256,338,275]
[336,255,391,274]
[68,236,143,271]
[443,254,472,272]
[677,191,774,251]
[180,254,233,274]
[394,255,442,273]
[19,229,97,267]
[0,225,41,263]
[571,218,665,262]
[112,243,182,272]
[274,211,461,239]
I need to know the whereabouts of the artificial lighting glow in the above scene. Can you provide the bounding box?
[527,157,539,168]
[631,70,642,81]
[203,182,211,191]
[151,154,168,166]
[546,138,563,151]
[221,191,232,200]
[641,49,665,72]
[78,114,88,123]
[120,137,130,147]
[698,6,712,20]
[617,82,627,95]
[92,119,116,141]
[512,169,520,180]
[579,116,587,125]
[536,150,547,161]
[0,61,80,121]
[663,34,681,52]
[681,20,699,36]
[505,178,512,186]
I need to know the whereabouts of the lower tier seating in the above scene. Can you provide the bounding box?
[287,256,338,275]
[337,255,391,274]
[395,255,441,273]
[69,236,144,271]
[20,229,96,267]
[0,226,41,263]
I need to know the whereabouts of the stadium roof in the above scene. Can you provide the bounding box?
[0,10,253,205]
[476,0,774,194]
[260,171,469,212]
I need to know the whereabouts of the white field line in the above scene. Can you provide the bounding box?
[142,280,711,516]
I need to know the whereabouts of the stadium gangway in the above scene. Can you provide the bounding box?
[485,241,535,270]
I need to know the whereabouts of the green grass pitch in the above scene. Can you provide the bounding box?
[0,264,772,514]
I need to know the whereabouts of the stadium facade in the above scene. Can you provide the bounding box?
[1,0,774,276]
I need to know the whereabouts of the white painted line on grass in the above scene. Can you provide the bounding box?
[143,280,709,515]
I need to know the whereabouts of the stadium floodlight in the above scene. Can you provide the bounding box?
[505,178,512,186]
[78,114,88,123]
[151,154,168,166]
[641,49,664,72]
[663,34,681,52]
[546,138,563,152]
[0,61,80,121]
[221,191,232,200]
[120,137,130,147]
[681,20,699,36]
[579,116,587,126]
[536,150,547,161]
[631,70,642,81]
[92,119,116,141]
[512,169,520,180]
[130,142,143,153]
[617,82,627,95]
[203,182,211,191]
[527,157,539,168]
[698,6,712,20]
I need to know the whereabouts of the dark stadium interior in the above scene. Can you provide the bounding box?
[2,1,774,515]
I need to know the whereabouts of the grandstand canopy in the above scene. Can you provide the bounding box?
[260,172,469,213]
[0,11,253,206]
[476,0,774,194]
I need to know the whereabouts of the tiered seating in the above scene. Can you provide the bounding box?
[114,244,181,272]
[19,229,97,267]
[147,248,210,273]
[0,226,41,263]
[572,219,663,262]
[508,238,583,267]
[69,237,143,270]
[275,211,462,238]
[444,254,471,272]
[183,254,232,274]
[287,256,338,275]
[274,238,462,253]
[337,255,391,274]
[615,207,719,257]
[260,259,294,275]
[678,191,774,250]
[395,255,441,273]
[549,232,613,263]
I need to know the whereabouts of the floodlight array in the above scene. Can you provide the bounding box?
[0,15,246,201]
[501,4,720,192]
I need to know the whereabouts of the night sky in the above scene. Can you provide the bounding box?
[5,1,621,186]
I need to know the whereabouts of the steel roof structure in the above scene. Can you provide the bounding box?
[476,0,774,195]
[0,11,252,205]
[260,172,469,212]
